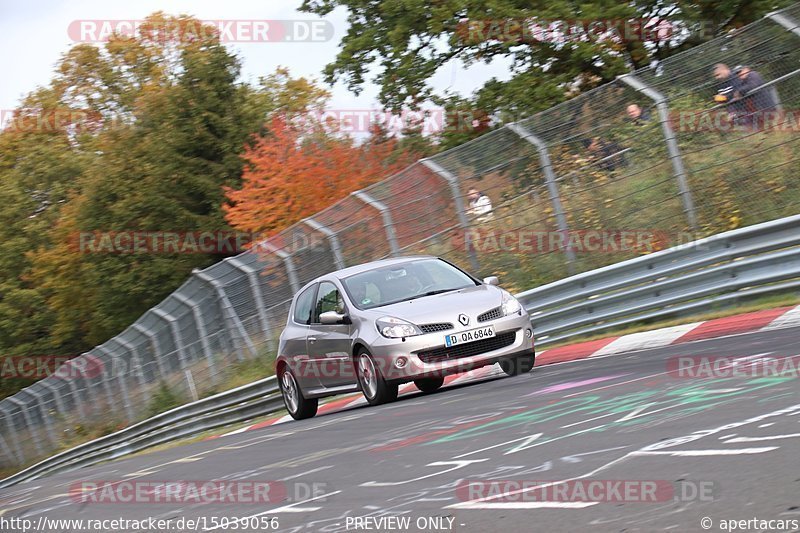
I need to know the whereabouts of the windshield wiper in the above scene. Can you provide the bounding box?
[419,289,458,297]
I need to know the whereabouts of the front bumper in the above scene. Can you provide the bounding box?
[368,311,534,383]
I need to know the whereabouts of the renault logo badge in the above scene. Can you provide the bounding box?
[458,314,469,326]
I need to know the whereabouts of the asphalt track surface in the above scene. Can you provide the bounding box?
[1,327,799,533]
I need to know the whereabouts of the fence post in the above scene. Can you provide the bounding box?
[767,11,800,37]
[227,257,277,355]
[68,354,101,415]
[114,336,149,402]
[351,190,401,256]
[96,346,134,423]
[65,377,87,420]
[7,397,45,456]
[0,405,24,464]
[303,218,346,270]
[152,309,189,371]
[193,269,257,360]
[91,350,119,421]
[38,380,68,420]
[617,74,698,229]
[172,292,218,386]
[420,158,480,271]
[30,390,58,449]
[132,323,169,380]
[0,423,17,466]
[507,123,577,272]
[259,242,301,294]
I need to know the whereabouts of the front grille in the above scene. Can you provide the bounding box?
[420,322,454,333]
[417,331,517,363]
[478,307,503,322]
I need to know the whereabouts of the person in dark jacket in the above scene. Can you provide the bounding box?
[712,63,746,120]
[733,65,779,129]
[582,137,627,171]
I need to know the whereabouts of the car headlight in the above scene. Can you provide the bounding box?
[376,316,423,338]
[501,290,522,316]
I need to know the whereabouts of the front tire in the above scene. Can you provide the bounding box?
[414,376,445,392]
[279,367,318,420]
[500,351,536,377]
[355,350,398,406]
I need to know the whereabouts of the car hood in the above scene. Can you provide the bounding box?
[362,284,504,326]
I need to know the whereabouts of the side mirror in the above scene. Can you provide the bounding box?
[320,311,348,325]
[483,276,500,286]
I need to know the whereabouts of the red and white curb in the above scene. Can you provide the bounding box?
[209,304,800,439]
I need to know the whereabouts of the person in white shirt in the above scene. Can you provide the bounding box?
[467,188,494,223]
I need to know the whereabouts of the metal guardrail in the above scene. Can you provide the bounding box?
[518,214,800,345]
[0,376,281,489]
[3,214,799,488]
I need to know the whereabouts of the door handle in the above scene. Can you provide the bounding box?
[308,337,317,343]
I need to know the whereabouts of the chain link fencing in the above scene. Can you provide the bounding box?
[2,5,800,470]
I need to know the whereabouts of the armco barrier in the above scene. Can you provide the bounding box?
[2,213,799,488]
[0,376,281,488]
[517,213,800,344]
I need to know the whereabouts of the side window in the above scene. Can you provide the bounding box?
[314,281,345,323]
[293,285,316,325]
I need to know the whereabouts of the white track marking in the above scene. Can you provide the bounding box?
[447,452,633,509]
[592,323,702,356]
[453,434,543,458]
[450,403,800,510]
[724,433,800,443]
[455,501,599,509]
[763,305,800,330]
[219,426,250,436]
[360,459,489,487]
[632,447,777,456]
[279,465,335,481]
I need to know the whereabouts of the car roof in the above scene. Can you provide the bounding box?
[326,255,437,280]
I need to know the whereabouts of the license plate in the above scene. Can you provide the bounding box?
[445,325,496,347]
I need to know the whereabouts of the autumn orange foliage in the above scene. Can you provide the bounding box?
[224,116,417,238]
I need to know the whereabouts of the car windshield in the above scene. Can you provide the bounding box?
[342,259,478,310]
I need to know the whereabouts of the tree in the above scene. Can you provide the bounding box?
[0,13,333,358]
[224,116,419,236]
[300,0,795,120]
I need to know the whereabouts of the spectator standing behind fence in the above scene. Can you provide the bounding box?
[713,63,746,121]
[467,188,494,223]
[733,65,779,129]
[582,137,627,171]
[625,103,651,125]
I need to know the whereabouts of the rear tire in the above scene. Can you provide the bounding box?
[279,367,318,420]
[355,349,398,406]
[500,352,536,377]
[414,376,445,392]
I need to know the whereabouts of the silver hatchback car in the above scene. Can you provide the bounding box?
[276,256,535,419]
